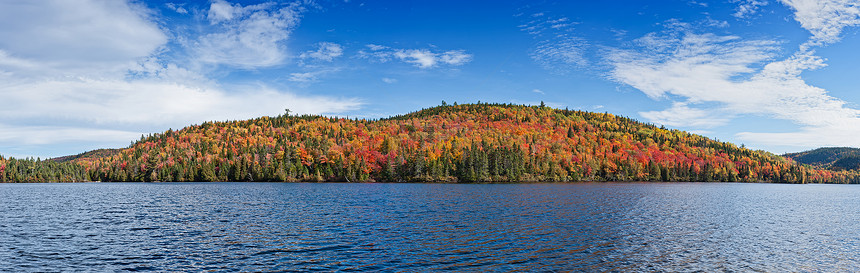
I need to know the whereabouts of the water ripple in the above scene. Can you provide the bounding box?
[2,182,860,271]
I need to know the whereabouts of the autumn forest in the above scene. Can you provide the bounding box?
[2,103,859,183]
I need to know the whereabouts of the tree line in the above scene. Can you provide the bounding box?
[3,103,859,183]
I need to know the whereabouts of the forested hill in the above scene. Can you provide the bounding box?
[784,147,860,171]
[49,149,121,163]
[2,103,858,183]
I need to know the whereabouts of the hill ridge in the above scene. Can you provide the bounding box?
[3,103,859,183]
[784,147,860,171]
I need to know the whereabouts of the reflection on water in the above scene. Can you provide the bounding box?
[1,182,859,271]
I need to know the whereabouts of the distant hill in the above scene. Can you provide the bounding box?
[3,103,859,183]
[784,147,860,171]
[830,156,860,171]
[49,149,121,163]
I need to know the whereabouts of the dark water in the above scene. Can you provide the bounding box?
[1,183,859,272]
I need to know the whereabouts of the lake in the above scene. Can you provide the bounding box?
[1,182,859,272]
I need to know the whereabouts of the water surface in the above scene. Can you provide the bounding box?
[1,182,859,271]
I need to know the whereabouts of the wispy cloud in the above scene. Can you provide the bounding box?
[608,32,779,99]
[587,0,860,151]
[287,67,342,83]
[357,45,473,69]
[289,72,317,82]
[732,0,768,18]
[639,102,731,128]
[193,1,303,69]
[689,1,709,8]
[394,50,440,68]
[608,22,860,149]
[736,125,860,150]
[532,89,545,94]
[382,77,397,83]
[165,3,187,14]
[715,0,860,148]
[530,37,589,72]
[518,12,589,73]
[779,0,860,48]
[0,76,361,126]
[0,124,143,147]
[300,42,343,62]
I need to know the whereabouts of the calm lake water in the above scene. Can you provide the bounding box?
[1,182,859,272]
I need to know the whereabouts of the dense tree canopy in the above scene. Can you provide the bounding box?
[784,147,860,171]
[0,156,89,183]
[3,103,859,183]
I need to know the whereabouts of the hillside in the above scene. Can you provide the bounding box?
[784,147,860,171]
[2,103,858,183]
[49,149,121,163]
[0,156,89,182]
[0,149,119,182]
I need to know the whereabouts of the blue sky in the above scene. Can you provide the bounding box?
[1,0,860,158]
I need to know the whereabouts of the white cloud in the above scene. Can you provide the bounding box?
[358,45,473,69]
[532,89,545,94]
[300,42,343,62]
[194,1,302,68]
[518,12,588,73]
[737,124,860,150]
[0,124,142,146]
[357,44,394,62]
[166,3,187,14]
[0,50,38,70]
[289,72,316,82]
[366,44,388,51]
[287,68,341,83]
[530,37,589,73]
[0,0,363,157]
[0,0,167,73]
[382,77,397,83]
[438,50,472,66]
[0,76,361,157]
[609,33,779,99]
[640,102,731,128]
[608,30,860,150]
[611,29,628,40]
[690,1,709,8]
[0,76,361,126]
[779,0,860,47]
[128,57,214,85]
[732,0,768,18]
[547,17,574,29]
[704,18,730,28]
[394,50,436,68]
[208,0,241,22]
[687,130,714,135]
[518,14,578,36]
